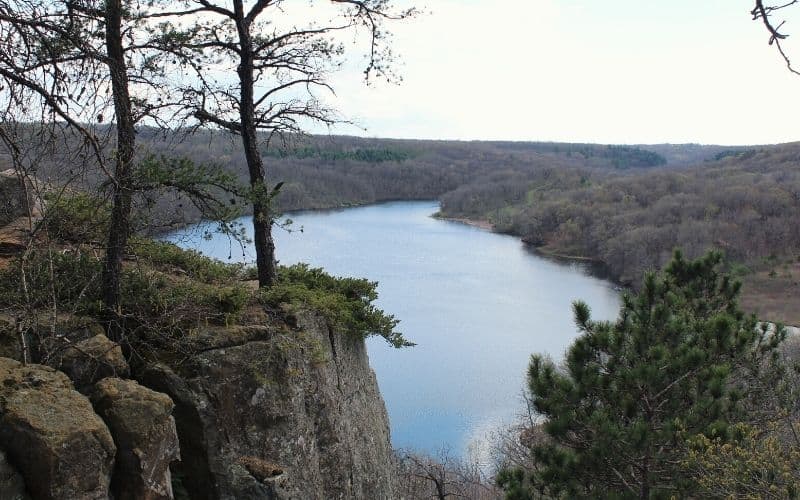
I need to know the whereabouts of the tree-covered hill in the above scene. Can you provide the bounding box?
[437,143,800,325]
[127,132,732,220]
[3,129,796,324]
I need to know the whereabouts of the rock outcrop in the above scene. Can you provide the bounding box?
[0,358,116,499]
[55,333,131,392]
[0,310,396,499]
[0,450,29,500]
[0,170,31,228]
[137,310,397,500]
[91,377,180,500]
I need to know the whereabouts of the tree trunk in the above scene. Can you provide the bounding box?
[101,0,136,339]
[234,0,277,287]
[640,454,650,499]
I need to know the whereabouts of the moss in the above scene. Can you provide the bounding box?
[308,338,329,366]
[251,370,277,388]
[292,330,329,366]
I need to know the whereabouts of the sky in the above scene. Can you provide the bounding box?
[309,0,800,145]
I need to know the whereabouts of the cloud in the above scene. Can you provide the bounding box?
[310,0,800,145]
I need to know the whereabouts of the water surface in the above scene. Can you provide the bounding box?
[163,201,620,460]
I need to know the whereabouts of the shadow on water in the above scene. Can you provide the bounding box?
[523,246,623,288]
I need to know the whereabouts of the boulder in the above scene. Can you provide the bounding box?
[0,170,32,228]
[136,311,397,499]
[54,333,130,391]
[91,377,180,500]
[0,319,25,363]
[0,450,29,500]
[0,357,115,499]
[0,217,29,257]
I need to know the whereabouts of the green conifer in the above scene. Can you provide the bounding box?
[500,250,785,499]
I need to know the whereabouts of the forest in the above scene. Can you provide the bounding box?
[6,130,798,325]
[53,130,796,325]
[437,142,800,325]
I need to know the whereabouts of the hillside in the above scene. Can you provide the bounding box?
[3,131,797,325]
[0,129,731,226]
[437,143,800,325]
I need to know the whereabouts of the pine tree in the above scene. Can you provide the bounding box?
[502,250,785,499]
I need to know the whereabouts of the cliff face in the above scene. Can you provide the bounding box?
[0,185,398,499]
[0,358,116,500]
[137,310,396,500]
[0,310,396,500]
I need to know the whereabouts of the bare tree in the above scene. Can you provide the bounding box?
[396,447,500,500]
[157,0,416,287]
[0,0,254,338]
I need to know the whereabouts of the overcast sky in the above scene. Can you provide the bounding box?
[314,0,800,145]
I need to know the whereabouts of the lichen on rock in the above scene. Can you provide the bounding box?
[54,333,131,392]
[0,358,116,500]
[136,309,397,500]
[91,376,180,500]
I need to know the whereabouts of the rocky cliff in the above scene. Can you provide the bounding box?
[0,310,397,500]
[136,310,397,500]
[0,180,400,499]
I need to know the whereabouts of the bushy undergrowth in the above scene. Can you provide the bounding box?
[119,266,250,324]
[41,192,111,243]
[129,237,246,282]
[0,241,408,349]
[0,243,251,329]
[260,264,412,348]
[0,249,103,312]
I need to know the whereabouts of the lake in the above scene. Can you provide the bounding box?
[162,201,621,463]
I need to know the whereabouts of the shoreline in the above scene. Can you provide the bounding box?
[527,246,606,264]
[435,212,800,329]
[155,198,440,236]
[432,213,495,231]
[163,200,800,329]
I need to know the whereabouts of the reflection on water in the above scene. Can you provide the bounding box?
[163,201,621,461]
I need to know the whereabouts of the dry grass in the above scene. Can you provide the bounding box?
[740,260,800,327]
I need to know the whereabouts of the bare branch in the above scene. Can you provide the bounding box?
[752,0,800,75]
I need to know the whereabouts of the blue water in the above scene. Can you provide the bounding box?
[162,201,620,461]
